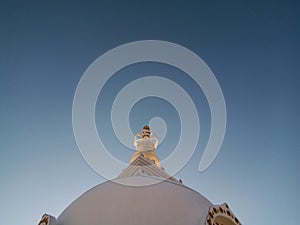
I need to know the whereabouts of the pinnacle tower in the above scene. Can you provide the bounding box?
[130,125,161,166]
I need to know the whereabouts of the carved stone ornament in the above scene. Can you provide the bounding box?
[38,214,50,225]
[38,214,56,225]
[206,203,241,225]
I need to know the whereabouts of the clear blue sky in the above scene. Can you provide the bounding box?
[1,1,299,225]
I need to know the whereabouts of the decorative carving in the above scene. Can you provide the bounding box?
[38,214,50,225]
[206,203,241,225]
[38,214,56,225]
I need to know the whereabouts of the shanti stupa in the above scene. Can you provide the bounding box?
[38,126,241,225]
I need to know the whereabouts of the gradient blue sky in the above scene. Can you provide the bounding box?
[1,1,299,225]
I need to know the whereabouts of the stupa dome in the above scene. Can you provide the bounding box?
[56,176,212,225]
[38,126,241,225]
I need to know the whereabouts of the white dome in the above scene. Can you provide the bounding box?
[38,128,241,225]
[56,176,212,225]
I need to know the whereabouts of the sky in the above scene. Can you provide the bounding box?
[1,1,299,225]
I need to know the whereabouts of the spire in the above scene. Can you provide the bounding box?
[118,125,182,184]
[130,125,160,166]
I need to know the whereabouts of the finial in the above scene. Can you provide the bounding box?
[130,125,160,166]
[143,125,150,130]
[142,125,151,139]
[134,125,159,150]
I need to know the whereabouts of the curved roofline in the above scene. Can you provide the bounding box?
[58,175,211,217]
[57,175,213,220]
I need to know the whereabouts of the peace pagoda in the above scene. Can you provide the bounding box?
[38,126,241,225]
